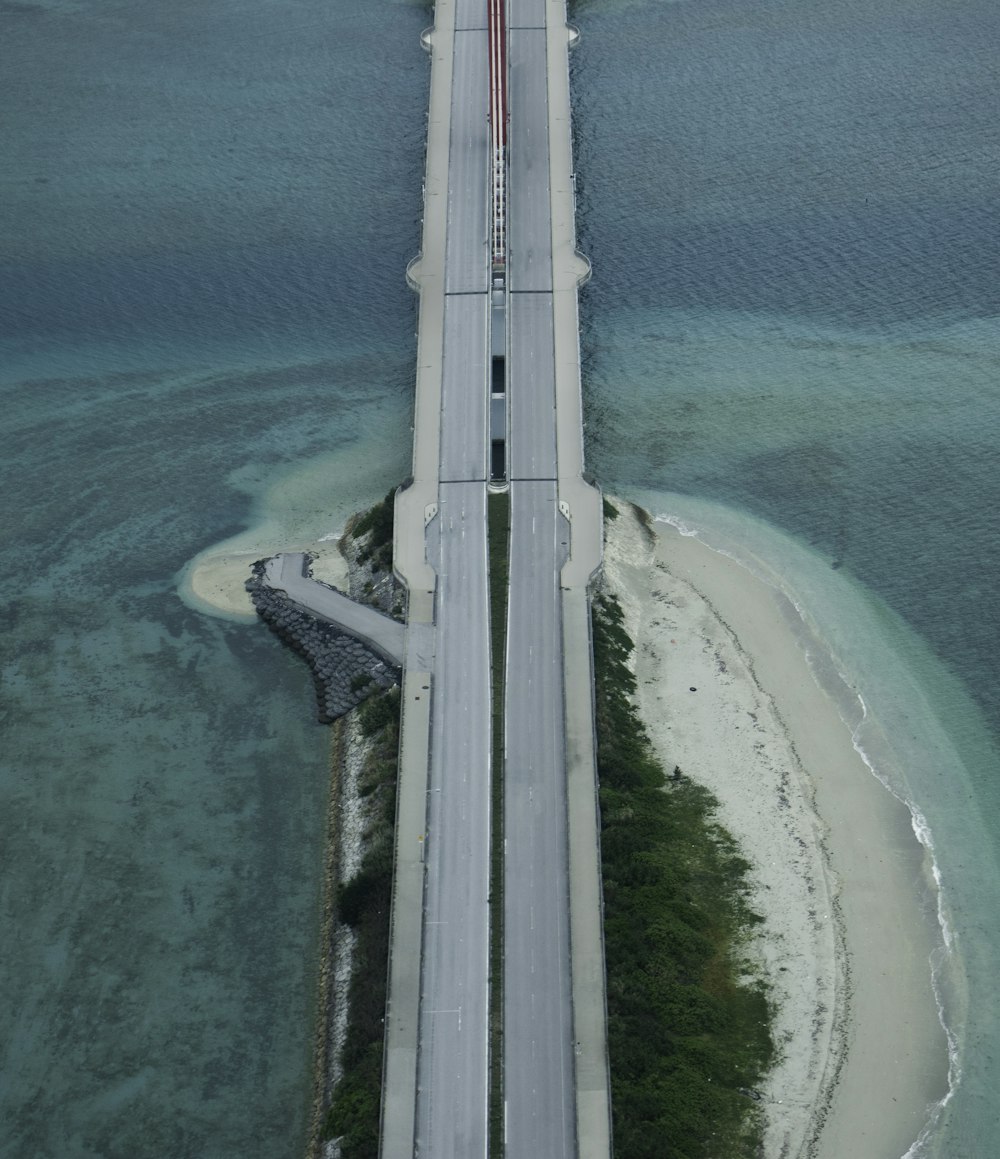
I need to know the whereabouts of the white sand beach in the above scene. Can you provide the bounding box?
[175,437,407,623]
[603,502,950,1158]
[182,488,950,1155]
[179,535,350,622]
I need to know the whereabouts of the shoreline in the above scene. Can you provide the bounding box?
[183,493,953,1155]
[181,508,397,1159]
[177,535,351,622]
[604,501,950,1157]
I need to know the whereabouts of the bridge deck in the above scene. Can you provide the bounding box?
[382,2,610,1156]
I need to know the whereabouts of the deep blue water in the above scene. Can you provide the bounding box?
[2,0,999,1155]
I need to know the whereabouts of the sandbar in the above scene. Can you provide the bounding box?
[178,535,350,623]
[604,502,949,1158]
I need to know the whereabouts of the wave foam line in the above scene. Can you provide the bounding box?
[849,718,961,1159]
[656,507,962,1159]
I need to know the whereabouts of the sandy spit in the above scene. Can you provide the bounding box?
[603,501,949,1158]
[178,537,351,622]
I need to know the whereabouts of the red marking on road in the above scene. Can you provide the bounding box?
[488,0,507,271]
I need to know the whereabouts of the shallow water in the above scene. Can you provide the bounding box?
[0,2,425,1156]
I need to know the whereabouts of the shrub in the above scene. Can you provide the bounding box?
[593,594,774,1157]
[324,685,400,1157]
[349,488,395,571]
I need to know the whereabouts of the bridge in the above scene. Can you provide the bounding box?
[382,2,611,1155]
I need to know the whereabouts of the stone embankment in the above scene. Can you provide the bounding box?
[246,559,399,722]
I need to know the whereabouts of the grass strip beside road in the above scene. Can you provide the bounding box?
[487,491,510,1154]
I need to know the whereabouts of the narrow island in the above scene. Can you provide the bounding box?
[181,484,951,1157]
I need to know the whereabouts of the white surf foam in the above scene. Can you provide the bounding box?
[650,499,965,1157]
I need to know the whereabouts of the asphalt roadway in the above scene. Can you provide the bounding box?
[503,9,579,1156]
[416,481,492,1157]
[504,481,576,1158]
[410,9,494,1159]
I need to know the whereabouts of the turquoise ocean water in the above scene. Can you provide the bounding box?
[2,0,998,1155]
[1,2,425,1156]
[573,0,1000,1154]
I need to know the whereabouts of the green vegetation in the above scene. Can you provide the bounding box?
[593,594,775,1158]
[323,687,400,1159]
[487,491,510,1153]
[603,496,620,521]
[348,487,395,572]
